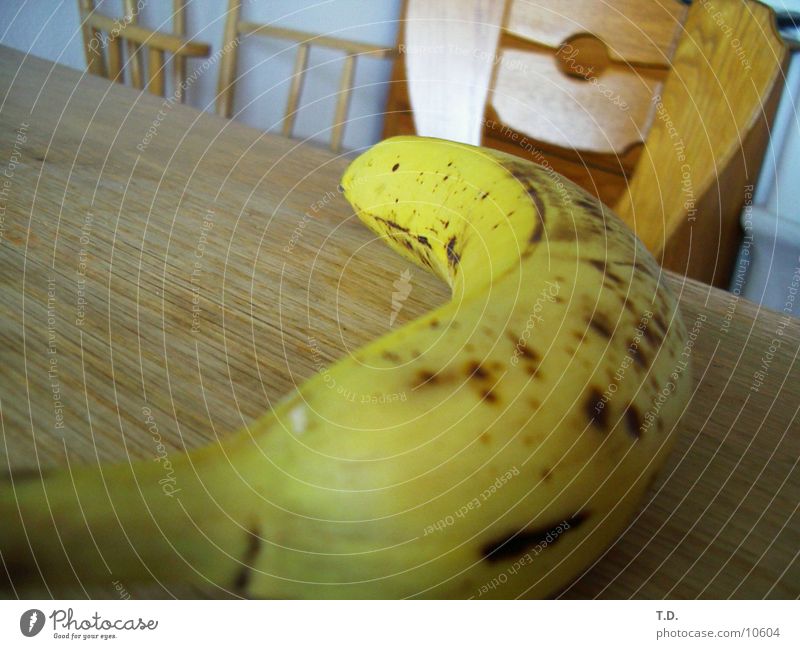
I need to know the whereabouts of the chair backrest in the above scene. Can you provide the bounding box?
[489,0,687,158]
[215,1,395,153]
[78,0,210,99]
[614,0,788,286]
[384,0,788,287]
[385,0,688,207]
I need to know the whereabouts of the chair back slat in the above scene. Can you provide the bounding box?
[147,48,165,96]
[216,0,395,152]
[79,0,106,77]
[106,36,124,82]
[172,0,187,102]
[331,54,357,153]
[216,1,242,118]
[122,0,144,89]
[124,40,144,89]
[283,43,310,138]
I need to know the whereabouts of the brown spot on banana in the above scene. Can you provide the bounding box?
[467,362,489,380]
[587,388,608,431]
[589,317,613,339]
[375,216,410,234]
[414,370,439,387]
[629,343,649,368]
[446,236,460,268]
[233,528,262,595]
[625,406,644,439]
[482,512,589,562]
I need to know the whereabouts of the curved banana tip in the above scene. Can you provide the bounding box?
[341,136,461,193]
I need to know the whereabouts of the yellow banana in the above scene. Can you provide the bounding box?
[1,136,690,598]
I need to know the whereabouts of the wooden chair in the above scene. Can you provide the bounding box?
[614,1,788,285]
[78,0,211,99]
[215,1,395,153]
[384,0,789,287]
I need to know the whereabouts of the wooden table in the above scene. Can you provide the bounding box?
[1,46,798,599]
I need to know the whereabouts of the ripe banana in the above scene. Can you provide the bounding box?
[1,136,690,598]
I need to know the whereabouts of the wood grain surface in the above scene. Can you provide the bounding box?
[0,47,798,599]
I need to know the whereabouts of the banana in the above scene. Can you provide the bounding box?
[1,136,690,599]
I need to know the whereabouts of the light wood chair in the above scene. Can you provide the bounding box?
[215,1,395,153]
[384,0,789,287]
[614,1,788,285]
[78,0,211,99]
[386,0,686,207]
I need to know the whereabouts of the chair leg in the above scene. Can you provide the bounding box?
[79,0,107,77]
[172,0,187,102]
[107,36,124,83]
[122,0,144,89]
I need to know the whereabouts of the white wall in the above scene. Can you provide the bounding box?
[0,0,86,70]
[0,0,402,152]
